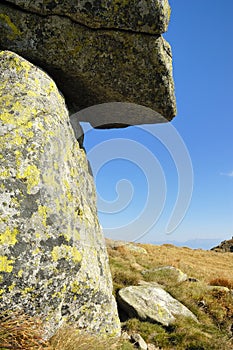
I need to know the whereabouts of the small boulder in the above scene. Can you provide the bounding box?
[118,282,198,326]
[131,333,148,350]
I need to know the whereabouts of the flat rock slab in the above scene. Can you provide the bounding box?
[118,282,198,326]
[0,1,176,127]
[6,0,171,34]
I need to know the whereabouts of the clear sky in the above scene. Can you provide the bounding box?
[82,0,233,246]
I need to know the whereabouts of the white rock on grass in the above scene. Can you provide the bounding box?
[118,282,198,326]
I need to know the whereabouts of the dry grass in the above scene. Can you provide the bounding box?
[209,277,233,289]
[0,314,133,350]
[49,326,119,350]
[108,243,233,285]
[107,242,233,350]
[0,310,48,350]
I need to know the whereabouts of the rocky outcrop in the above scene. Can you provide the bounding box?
[117,282,198,326]
[211,237,233,253]
[0,51,120,338]
[0,0,176,127]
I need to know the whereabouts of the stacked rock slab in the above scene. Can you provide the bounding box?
[0,51,120,338]
[0,0,176,126]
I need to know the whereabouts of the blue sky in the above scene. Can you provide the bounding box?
[82,0,233,246]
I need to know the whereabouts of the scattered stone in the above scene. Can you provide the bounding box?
[121,331,131,341]
[131,333,148,350]
[118,282,198,326]
[147,344,160,350]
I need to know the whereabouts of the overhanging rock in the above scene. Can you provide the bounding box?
[0,0,176,127]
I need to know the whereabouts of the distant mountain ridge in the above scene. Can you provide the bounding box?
[149,238,223,250]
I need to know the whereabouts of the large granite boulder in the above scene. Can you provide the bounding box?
[117,282,198,326]
[0,0,176,127]
[0,51,120,338]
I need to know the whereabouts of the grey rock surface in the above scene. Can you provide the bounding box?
[118,282,198,326]
[6,0,171,34]
[0,51,120,338]
[0,1,176,127]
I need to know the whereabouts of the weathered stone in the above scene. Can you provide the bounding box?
[131,333,148,350]
[6,0,171,34]
[117,282,198,326]
[0,1,176,127]
[0,51,120,338]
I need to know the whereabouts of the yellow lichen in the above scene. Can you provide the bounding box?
[0,256,14,273]
[21,287,33,295]
[63,179,73,201]
[17,164,40,193]
[32,247,40,255]
[0,227,18,245]
[8,282,16,292]
[51,245,82,264]
[18,269,23,277]
[70,280,80,294]
[38,205,48,227]
[0,168,10,178]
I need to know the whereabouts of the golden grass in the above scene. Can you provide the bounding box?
[0,310,48,350]
[0,314,133,350]
[107,242,233,350]
[49,326,119,350]
[108,243,233,284]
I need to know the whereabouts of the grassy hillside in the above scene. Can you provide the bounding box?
[1,243,232,350]
[107,242,233,350]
